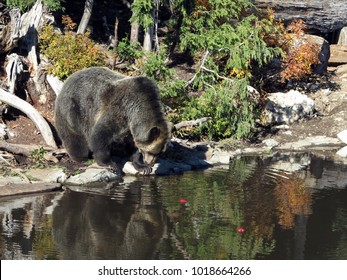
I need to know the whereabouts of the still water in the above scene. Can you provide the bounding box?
[1,153,347,260]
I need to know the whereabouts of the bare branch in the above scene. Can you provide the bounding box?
[185,50,210,87]
[174,117,210,131]
[184,48,258,94]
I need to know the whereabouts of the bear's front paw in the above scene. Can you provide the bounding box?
[141,166,152,175]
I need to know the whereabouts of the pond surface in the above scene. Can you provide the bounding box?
[1,153,347,260]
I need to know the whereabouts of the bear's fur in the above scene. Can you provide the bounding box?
[54,67,171,174]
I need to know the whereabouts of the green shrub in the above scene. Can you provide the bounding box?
[116,37,143,65]
[39,24,107,80]
[6,0,62,12]
[142,51,173,82]
[183,79,257,140]
[171,0,284,139]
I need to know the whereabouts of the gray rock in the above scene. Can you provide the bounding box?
[255,0,347,33]
[66,168,119,185]
[25,168,67,183]
[336,146,347,158]
[338,27,347,45]
[264,90,315,125]
[0,176,27,186]
[262,139,280,148]
[122,160,193,176]
[0,124,8,140]
[279,136,342,150]
[304,35,330,74]
[337,130,347,144]
[208,151,232,164]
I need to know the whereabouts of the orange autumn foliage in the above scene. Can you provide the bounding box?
[274,176,312,229]
[280,19,320,82]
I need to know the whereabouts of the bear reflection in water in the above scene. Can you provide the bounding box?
[52,183,165,259]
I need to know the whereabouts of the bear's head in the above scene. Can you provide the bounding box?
[136,123,172,166]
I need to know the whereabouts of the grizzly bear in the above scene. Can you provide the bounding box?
[54,67,171,175]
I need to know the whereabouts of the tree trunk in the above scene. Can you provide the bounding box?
[143,6,155,51]
[19,0,44,73]
[0,4,21,54]
[114,16,119,47]
[143,26,153,51]
[130,22,139,42]
[77,0,94,35]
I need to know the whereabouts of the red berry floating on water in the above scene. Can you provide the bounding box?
[237,227,245,233]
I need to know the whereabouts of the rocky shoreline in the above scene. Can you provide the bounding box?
[1,130,347,197]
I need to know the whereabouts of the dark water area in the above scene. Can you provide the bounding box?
[1,153,347,260]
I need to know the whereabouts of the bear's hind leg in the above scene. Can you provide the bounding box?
[61,130,90,162]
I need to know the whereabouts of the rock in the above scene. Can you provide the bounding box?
[337,130,347,144]
[0,124,7,140]
[208,151,232,164]
[262,139,280,148]
[305,35,330,74]
[278,136,343,150]
[264,90,315,125]
[336,64,347,75]
[122,160,193,176]
[329,45,347,65]
[65,168,119,185]
[0,175,27,186]
[25,168,67,183]
[336,146,347,157]
[338,27,347,45]
[0,182,61,197]
[255,0,347,33]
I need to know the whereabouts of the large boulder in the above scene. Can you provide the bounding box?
[305,35,330,74]
[255,0,347,33]
[263,90,315,125]
[337,27,347,45]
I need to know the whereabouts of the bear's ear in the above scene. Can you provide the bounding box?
[147,127,160,142]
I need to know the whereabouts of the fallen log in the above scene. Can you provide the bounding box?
[0,141,55,156]
[174,117,210,131]
[0,88,57,148]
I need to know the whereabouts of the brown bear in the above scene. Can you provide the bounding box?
[54,67,171,175]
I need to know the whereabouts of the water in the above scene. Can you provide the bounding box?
[1,153,347,260]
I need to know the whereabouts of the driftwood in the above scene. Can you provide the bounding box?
[0,88,57,148]
[174,117,210,131]
[46,74,63,96]
[0,141,35,156]
[5,53,24,94]
[0,141,54,156]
